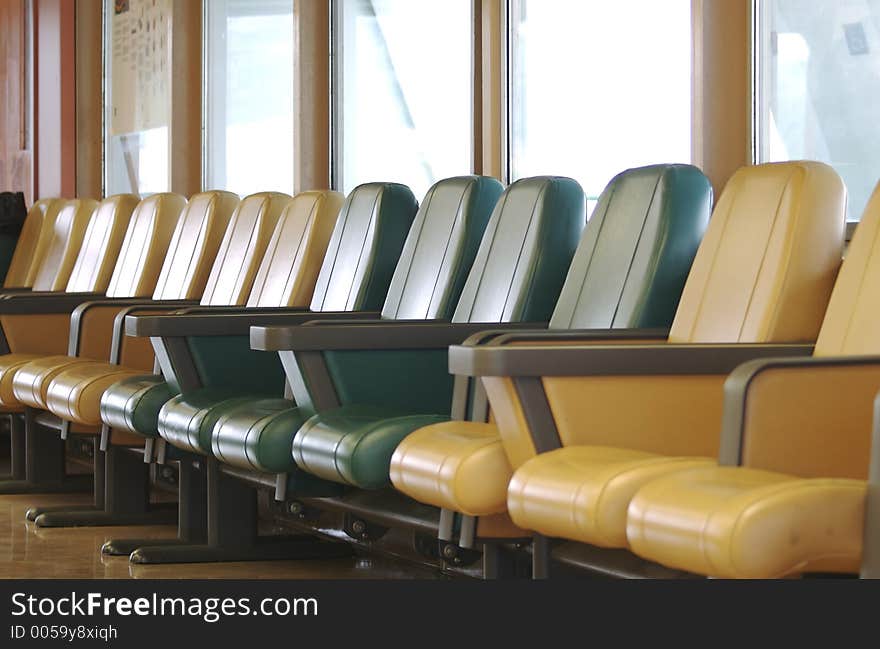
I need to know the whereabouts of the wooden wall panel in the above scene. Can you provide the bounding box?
[0,0,33,204]
[34,0,76,200]
[692,0,752,195]
[75,0,102,199]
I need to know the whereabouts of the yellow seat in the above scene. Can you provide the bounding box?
[424,162,847,559]
[626,467,865,578]
[389,422,512,516]
[0,195,140,411]
[394,162,846,548]
[0,191,239,421]
[626,179,880,578]
[4,198,59,288]
[48,190,342,430]
[5,193,179,411]
[21,198,99,291]
[390,164,715,518]
[508,447,713,547]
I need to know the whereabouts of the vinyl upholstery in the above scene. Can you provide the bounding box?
[181,178,498,466]
[291,176,585,489]
[390,164,713,515]
[46,191,291,430]
[106,184,412,446]
[0,195,154,412]
[499,162,847,550]
[628,178,880,577]
[4,198,57,288]
[7,193,185,412]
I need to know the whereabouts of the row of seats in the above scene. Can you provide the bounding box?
[2,159,876,578]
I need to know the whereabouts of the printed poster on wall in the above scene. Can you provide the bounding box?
[110,0,171,135]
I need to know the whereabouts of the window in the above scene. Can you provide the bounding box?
[333,0,473,199]
[204,0,295,196]
[755,0,880,222]
[509,0,692,212]
[104,0,172,195]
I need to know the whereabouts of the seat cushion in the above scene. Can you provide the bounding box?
[211,398,307,473]
[0,353,44,410]
[158,389,270,456]
[507,446,712,548]
[12,355,97,410]
[293,405,448,489]
[45,361,145,426]
[627,466,866,578]
[99,374,175,438]
[390,421,513,516]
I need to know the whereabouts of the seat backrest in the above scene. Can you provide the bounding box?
[65,194,140,293]
[20,198,66,288]
[247,190,345,308]
[451,176,585,324]
[152,191,240,300]
[199,192,292,306]
[381,176,503,320]
[814,182,880,356]
[668,161,845,344]
[103,193,188,298]
[550,164,712,329]
[5,198,56,288]
[31,198,99,291]
[309,183,419,312]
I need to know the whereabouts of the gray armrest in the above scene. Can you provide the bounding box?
[864,389,880,577]
[250,321,548,352]
[126,309,382,338]
[719,354,880,466]
[448,342,816,377]
[0,291,108,314]
[460,327,669,347]
[67,298,200,358]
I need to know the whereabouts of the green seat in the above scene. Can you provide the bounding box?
[165,177,503,459]
[288,176,588,488]
[280,165,713,490]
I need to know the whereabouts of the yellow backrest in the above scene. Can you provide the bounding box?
[104,193,188,298]
[199,192,292,306]
[21,199,67,287]
[814,182,880,356]
[668,161,845,344]
[247,190,345,308]
[31,198,99,292]
[152,191,240,300]
[66,194,140,293]
[5,198,56,288]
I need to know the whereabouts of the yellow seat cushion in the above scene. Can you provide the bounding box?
[507,446,713,548]
[0,354,45,410]
[390,421,513,516]
[46,362,144,426]
[11,355,98,409]
[627,466,865,578]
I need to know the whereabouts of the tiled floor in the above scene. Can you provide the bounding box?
[0,491,439,579]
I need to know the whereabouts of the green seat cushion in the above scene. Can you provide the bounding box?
[99,374,176,438]
[292,405,448,489]
[158,388,268,456]
[211,397,306,473]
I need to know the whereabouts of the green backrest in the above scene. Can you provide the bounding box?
[549,164,712,330]
[310,183,419,313]
[451,176,586,324]
[381,176,504,320]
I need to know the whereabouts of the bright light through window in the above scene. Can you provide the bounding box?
[104,0,172,196]
[334,0,472,199]
[509,0,692,212]
[756,0,880,221]
[204,0,295,196]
